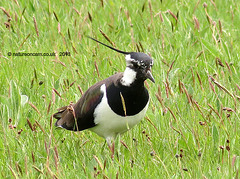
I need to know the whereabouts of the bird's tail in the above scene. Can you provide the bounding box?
[53,105,76,131]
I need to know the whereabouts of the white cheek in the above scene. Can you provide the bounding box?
[125,54,132,62]
[125,54,138,66]
[121,67,137,86]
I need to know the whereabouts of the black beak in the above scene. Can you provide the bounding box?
[146,70,155,83]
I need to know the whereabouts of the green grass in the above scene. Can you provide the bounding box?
[1,0,240,178]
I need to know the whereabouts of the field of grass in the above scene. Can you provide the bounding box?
[1,0,240,178]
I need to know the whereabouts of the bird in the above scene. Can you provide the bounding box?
[53,36,154,158]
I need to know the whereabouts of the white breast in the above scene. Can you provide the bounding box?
[90,84,149,140]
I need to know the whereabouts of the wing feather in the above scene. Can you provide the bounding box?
[53,73,122,131]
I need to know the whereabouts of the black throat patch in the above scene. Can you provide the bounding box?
[106,83,149,116]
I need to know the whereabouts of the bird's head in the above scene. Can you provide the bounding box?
[87,36,155,86]
[125,52,154,83]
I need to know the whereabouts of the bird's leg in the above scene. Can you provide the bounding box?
[109,142,115,159]
[106,137,115,159]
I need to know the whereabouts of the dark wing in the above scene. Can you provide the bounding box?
[53,81,104,131]
[53,73,123,131]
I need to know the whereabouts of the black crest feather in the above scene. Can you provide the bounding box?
[87,36,130,55]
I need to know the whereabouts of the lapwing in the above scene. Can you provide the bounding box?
[53,37,154,157]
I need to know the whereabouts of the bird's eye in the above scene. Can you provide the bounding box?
[150,62,154,67]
